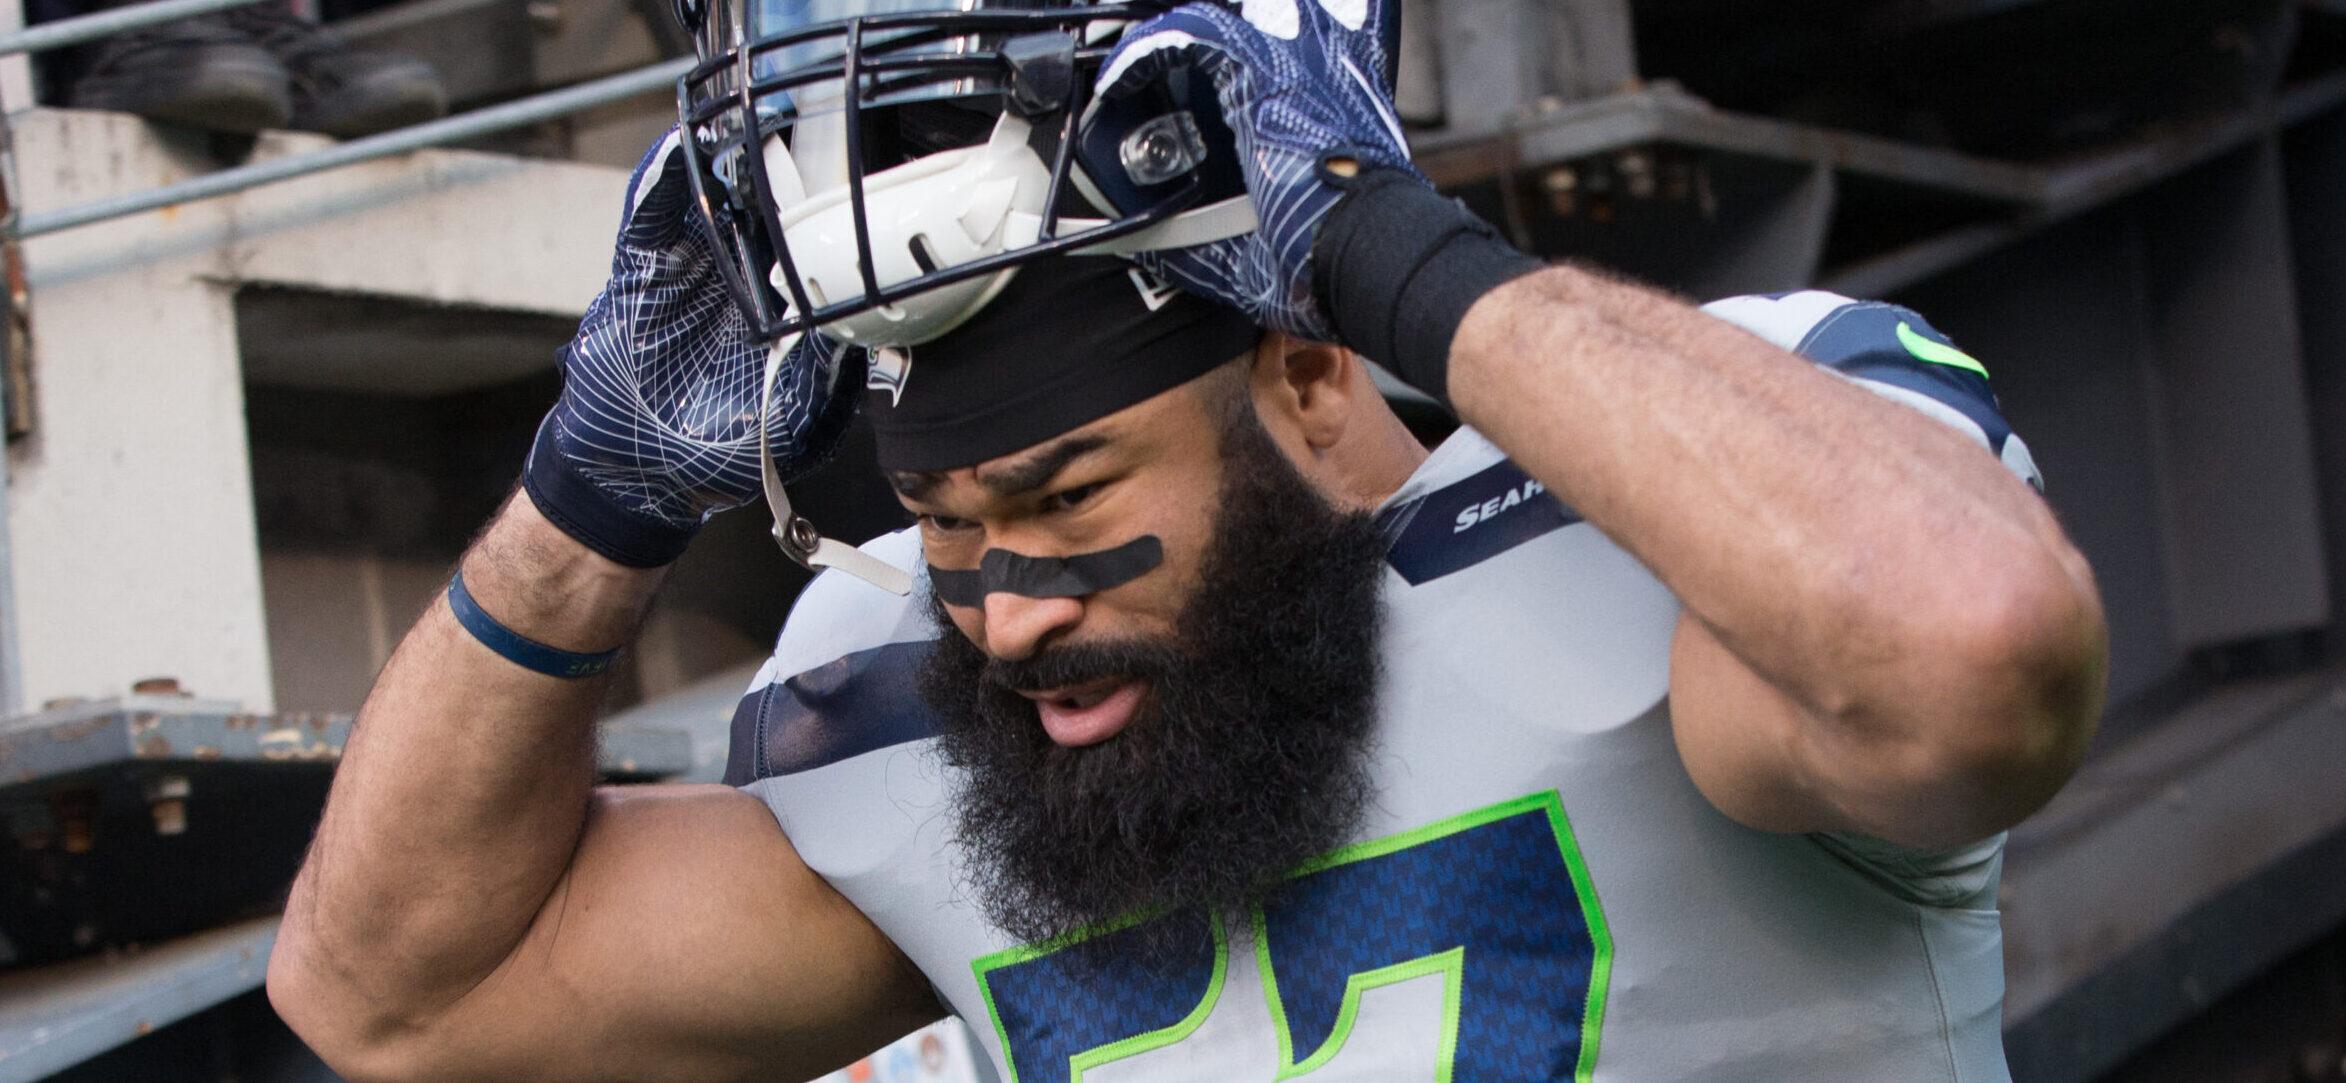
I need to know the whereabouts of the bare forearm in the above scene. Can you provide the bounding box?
[1448,267,2099,734]
[275,493,665,1038]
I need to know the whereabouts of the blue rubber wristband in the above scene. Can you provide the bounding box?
[445,569,622,679]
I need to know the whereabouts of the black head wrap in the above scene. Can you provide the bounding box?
[859,256,1261,471]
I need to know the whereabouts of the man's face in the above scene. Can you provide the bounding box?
[894,372,1236,743]
[895,367,1392,946]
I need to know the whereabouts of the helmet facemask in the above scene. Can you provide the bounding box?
[675,0,1254,348]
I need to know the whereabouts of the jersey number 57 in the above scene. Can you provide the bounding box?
[973,791,1612,1082]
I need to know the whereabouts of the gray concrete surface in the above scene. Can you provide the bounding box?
[2,108,626,711]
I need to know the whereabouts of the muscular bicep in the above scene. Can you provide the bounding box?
[1671,612,2046,845]
[421,784,940,1081]
[1669,612,1966,842]
[1667,614,1855,836]
[1670,290,2083,847]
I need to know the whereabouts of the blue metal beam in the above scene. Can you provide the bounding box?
[0,915,278,1083]
[0,696,693,788]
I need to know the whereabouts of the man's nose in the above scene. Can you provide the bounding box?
[980,591,1084,661]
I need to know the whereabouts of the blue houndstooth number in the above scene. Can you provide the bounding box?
[973,791,1612,1081]
[973,909,1231,1082]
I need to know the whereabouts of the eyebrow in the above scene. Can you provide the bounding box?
[890,433,1113,504]
[888,470,942,501]
[977,434,1111,496]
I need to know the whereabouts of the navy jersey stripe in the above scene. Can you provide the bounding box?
[725,639,942,784]
[723,685,767,786]
[1381,459,1582,586]
[1840,361,2013,452]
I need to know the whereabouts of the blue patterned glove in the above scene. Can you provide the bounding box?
[1093,1,1543,401]
[1091,0,1418,341]
[524,129,858,568]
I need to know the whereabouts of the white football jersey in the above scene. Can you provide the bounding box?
[730,292,2036,1081]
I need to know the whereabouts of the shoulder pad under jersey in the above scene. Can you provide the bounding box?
[1702,291,2039,489]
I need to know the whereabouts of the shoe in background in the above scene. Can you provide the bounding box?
[225,2,447,138]
[65,13,292,133]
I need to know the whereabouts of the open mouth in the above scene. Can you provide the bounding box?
[1018,678,1147,747]
[1043,681,1118,710]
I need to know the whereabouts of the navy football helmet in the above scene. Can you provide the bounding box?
[671,0,1301,348]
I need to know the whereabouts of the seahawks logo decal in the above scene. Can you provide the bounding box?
[867,346,913,407]
[1129,267,1180,313]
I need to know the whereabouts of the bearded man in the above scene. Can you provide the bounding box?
[266,0,2107,1077]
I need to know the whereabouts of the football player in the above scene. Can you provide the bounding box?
[270,0,2106,1078]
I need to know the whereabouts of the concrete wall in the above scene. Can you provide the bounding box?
[2,108,626,711]
[0,0,32,115]
[257,548,768,715]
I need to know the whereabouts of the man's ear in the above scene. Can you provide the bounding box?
[1254,332,1358,452]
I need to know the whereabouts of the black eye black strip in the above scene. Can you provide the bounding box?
[928,535,1164,607]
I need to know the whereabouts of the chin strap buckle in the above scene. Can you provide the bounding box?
[760,336,912,596]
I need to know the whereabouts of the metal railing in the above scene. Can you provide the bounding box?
[333,0,510,40]
[0,0,688,238]
[13,59,691,237]
[0,0,273,57]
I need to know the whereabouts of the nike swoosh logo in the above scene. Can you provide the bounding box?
[1896,321,1988,378]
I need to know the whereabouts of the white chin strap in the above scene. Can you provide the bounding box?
[760,336,911,595]
[1067,193,1257,256]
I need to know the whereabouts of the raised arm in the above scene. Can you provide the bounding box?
[269,498,935,1081]
[1094,0,2107,850]
[271,128,937,1080]
[1441,273,2104,848]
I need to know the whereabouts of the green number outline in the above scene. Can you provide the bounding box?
[1252,790,1613,1082]
[971,911,1231,1083]
[969,790,1610,1082]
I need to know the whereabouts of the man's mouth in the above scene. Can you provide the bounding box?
[1018,678,1148,747]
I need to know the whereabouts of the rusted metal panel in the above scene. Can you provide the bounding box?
[0,696,691,971]
[0,696,323,784]
[0,695,691,787]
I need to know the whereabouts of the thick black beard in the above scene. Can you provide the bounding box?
[919,397,1390,949]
